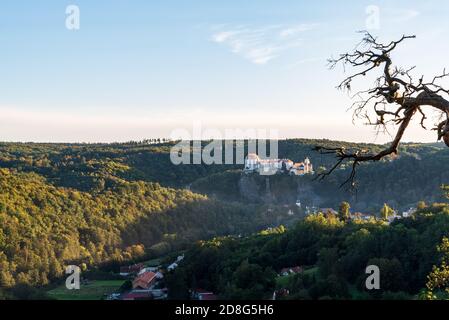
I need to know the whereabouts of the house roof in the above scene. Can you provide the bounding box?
[122,291,153,300]
[200,294,218,300]
[193,288,217,300]
[120,263,144,273]
[138,271,156,283]
[280,266,303,274]
[133,271,157,288]
[291,266,303,273]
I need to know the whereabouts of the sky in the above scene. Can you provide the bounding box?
[1,0,449,143]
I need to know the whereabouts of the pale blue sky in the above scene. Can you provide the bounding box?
[1,1,448,142]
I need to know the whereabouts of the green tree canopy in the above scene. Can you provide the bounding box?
[338,202,351,221]
[380,204,394,220]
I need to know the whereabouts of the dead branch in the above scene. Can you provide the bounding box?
[317,31,449,187]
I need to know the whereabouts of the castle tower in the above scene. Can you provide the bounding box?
[304,157,312,173]
[245,153,260,171]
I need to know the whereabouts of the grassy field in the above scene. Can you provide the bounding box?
[47,280,125,300]
[303,267,318,276]
[276,274,295,287]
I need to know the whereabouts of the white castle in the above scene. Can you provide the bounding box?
[244,153,314,176]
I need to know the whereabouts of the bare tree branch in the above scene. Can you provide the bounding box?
[317,31,449,187]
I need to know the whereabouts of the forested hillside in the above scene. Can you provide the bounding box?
[0,169,294,291]
[191,141,449,211]
[0,141,237,190]
[167,200,449,300]
[2,139,444,190]
[0,139,448,298]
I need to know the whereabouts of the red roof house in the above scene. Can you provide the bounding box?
[132,271,157,290]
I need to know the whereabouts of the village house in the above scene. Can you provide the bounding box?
[387,211,402,224]
[191,289,218,301]
[402,207,417,218]
[138,266,161,276]
[119,263,144,277]
[352,212,374,221]
[305,205,319,215]
[121,291,153,300]
[167,262,178,271]
[244,153,314,176]
[148,288,168,300]
[320,208,339,216]
[167,254,185,271]
[132,271,158,290]
[279,266,303,277]
[122,288,167,300]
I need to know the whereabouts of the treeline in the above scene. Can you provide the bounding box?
[167,200,449,300]
[2,140,445,191]
[0,141,237,190]
[0,139,447,298]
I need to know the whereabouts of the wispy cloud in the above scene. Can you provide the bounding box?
[387,8,420,22]
[279,23,320,38]
[397,9,420,21]
[286,57,326,69]
[211,23,319,65]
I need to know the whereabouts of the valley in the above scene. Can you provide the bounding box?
[0,139,448,299]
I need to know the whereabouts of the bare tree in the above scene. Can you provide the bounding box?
[316,32,449,187]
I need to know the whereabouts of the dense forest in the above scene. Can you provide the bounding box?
[0,139,448,299]
[191,142,449,211]
[167,194,449,300]
[0,169,298,293]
